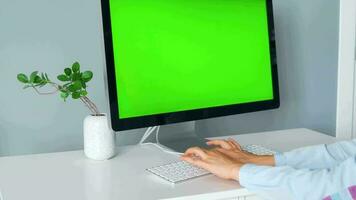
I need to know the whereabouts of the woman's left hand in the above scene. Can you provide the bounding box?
[181,147,244,180]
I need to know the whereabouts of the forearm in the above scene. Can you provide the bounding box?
[244,139,356,169]
[242,145,345,169]
[238,156,356,200]
[239,153,276,166]
[245,147,344,169]
[276,139,356,169]
[243,155,275,167]
[233,154,274,181]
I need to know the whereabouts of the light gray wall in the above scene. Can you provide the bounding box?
[0,0,339,156]
[0,0,108,156]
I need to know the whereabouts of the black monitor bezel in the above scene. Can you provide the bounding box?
[101,0,279,131]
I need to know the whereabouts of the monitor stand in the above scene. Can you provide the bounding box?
[154,121,209,153]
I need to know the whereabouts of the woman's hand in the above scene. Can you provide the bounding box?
[207,139,276,166]
[207,138,242,151]
[180,139,276,181]
[181,147,243,180]
[206,139,256,163]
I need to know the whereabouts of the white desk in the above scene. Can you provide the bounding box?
[0,128,337,200]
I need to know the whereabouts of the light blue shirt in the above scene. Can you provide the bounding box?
[239,139,356,200]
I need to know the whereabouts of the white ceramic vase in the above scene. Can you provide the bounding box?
[83,114,116,160]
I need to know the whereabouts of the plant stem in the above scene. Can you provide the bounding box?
[31,83,59,95]
[30,81,100,115]
[82,96,100,115]
[80,97,97,114]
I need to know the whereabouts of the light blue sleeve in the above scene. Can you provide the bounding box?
[239,156,356,200]
[275,139,356,169]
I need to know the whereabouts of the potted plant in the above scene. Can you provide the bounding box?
[16,62,115,160]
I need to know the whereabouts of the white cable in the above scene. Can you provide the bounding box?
[139,126,183,156]
[141,143,183,156]
[145,127,153,135]
[140,126,157,144]
[141,127,153,142]
[139,126,156,144]
[155,126,160,145]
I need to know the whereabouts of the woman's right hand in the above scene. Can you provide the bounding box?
[206,139,276,166]
[207,138,242,151]
[207,139,254,162]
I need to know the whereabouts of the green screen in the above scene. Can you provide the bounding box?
[109,0,274,119]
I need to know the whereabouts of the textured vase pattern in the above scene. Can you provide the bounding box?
[83,114,115,160]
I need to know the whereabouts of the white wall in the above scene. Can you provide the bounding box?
[336,0,356,139]
[0,0,340,156]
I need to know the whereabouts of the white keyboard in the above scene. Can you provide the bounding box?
[146,144,277,184]
[241,144,277,156]
[147,161,210,184]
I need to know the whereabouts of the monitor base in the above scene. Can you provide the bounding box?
[153,121,209,153]
[159,136,209,153]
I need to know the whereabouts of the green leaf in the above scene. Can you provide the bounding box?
[73,81,82,89]
[60,91,70,102]
[71,72,81,82]
[59,89,67,93]
[39,79,47,87]
[62,83,71,90]
[64,68,72,76]
[41,73,46,81]
[82,71,93,82]
[57,74,70,82]
[72,92,81,99]
[33,75,42,84]
[81,81,87,89]
[30,71,38,83]
[17,74,29,83]
[67,81,82,92]
[80,90,88,96]
[44,73,50,81]
[72,62,80,73]
[67,85,76,92]
[60,91,69,99]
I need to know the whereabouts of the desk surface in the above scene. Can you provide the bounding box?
[0,128,337,200]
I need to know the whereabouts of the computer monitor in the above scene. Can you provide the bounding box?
[101,0,279,147]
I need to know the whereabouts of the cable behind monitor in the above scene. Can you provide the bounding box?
[139,126,183,156]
